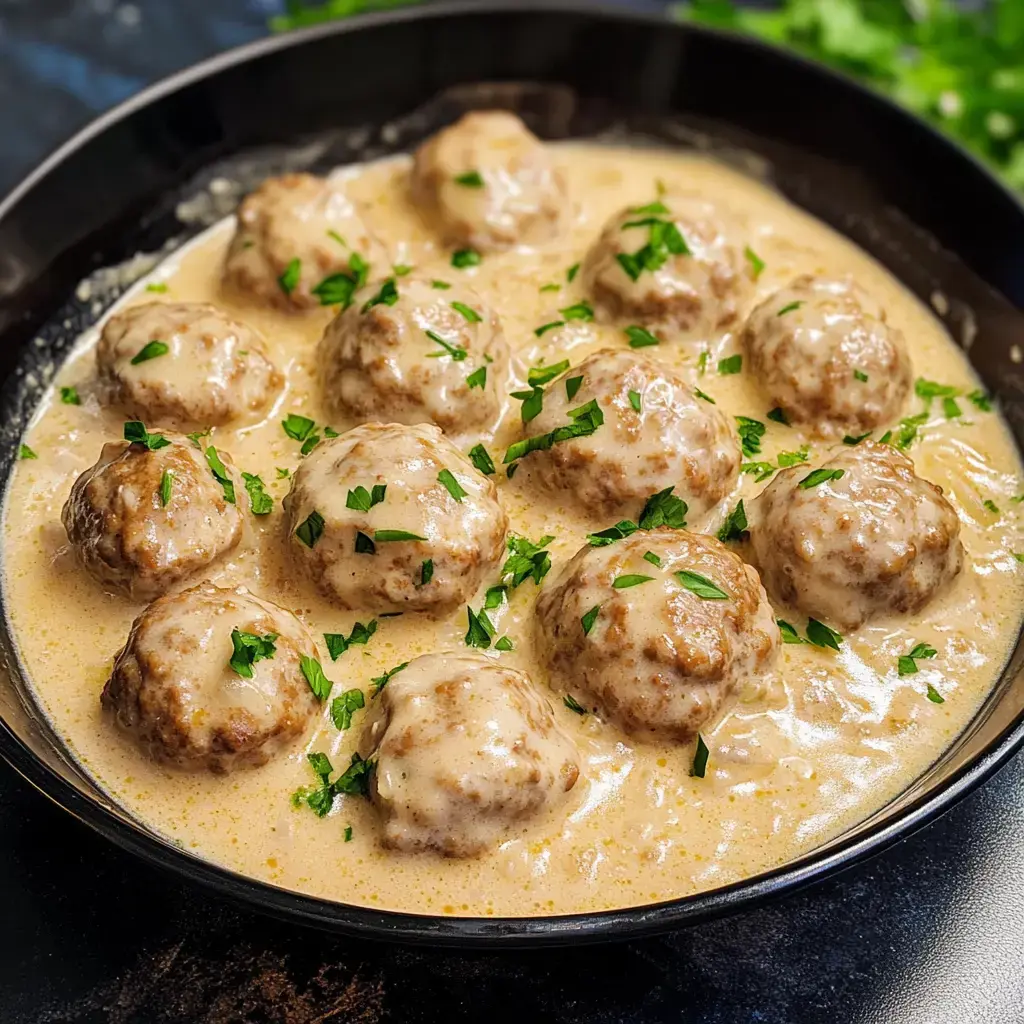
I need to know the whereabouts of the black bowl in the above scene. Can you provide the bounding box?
[1,0,1023,947]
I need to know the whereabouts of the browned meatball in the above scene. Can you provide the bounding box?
[223,172,386,310]
[283,423,507,614]
[318,276,508,436]
[581,194,753,338]
[62,430,243,600]
[102,584,320,772]
[367,652,580,856]
[742,275,912,436]
[749,441,963,630]
[97,301,282,427]
[410,111,567,251]
[513,348,739,523]
[536,529,780,742]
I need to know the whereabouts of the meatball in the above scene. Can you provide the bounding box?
[748,441,963,630]
[410,110,566,251]
[536,528,780,742]
[223,172,386,310]
[515,348,739,522]
[283,423,507,613]
[96,301,282,427]
[581,194,752,338]
[62,430,243,600]
[102,583,320,772]
[318,276,508,436]
[367,651,580,856]
[742,275,912,435]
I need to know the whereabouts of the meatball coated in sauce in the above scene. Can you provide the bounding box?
[223,173,386,310]
[581,195,752,338]
[410,111,567,251]
[318,276,509,436]
[517,348,739,522]
[62,432,243,601]
[536,529,780,742]
[742,275,912,436]
[97,301,282,427]
[367,652,580,857]
[102,584,320,773]
[283,423,507,614]
[749,441,963,631]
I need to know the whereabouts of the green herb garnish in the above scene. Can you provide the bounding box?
[229,629,278,679]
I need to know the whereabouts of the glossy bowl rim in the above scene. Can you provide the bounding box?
[2,0,1024,947]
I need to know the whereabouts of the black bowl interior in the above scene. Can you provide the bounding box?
[1,1,1024,946]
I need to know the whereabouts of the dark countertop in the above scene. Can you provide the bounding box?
[4,3,1024,1021]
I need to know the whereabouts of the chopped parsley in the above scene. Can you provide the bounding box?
[295,510,325,548]
[717,500,748,542]
[643,550,663,567]
[534,321,564,337]
[278,257,301,296]
[130,340,168,365]
[466,366,487,389]
[638,486,688,530]
[501,533,554,589]
[345,484,386,512]
[915,377,959,402]
[511,386,545,423]
[311,253,369,308]
[613,573,654,589]
[843,432,871,446]
[159,469,173,507]
[968,389,993,412]
[451,248,481,269]
[625,325,661,349]
[616,213,690,281]
[566,262,580,283]
[425,329,467,361]
[926,684,946,704]
[528,359,570,387]
[300,654,333,701]
[697,350,709,376]
[242,472,272,515]
[718,354,742,375]
[777,619,807,645]
[229,629,278,679]
[124,421,170,450]
[587,520,639,547]
[690,734,710,778]
[371,662,408,696]
[853,369,869,383]
[776,300,803,316]
[898,642,938,677]
[767,407,790,426]
[503,399,604,465]
[374,529,427,542]
[60,386,81,405]
[393,264,413,277]
[186,428,211,449]
[735,416,766,457]
[484,585,506,609]
[675,570,729,600]
[984,499,1000,514]
[777,447,810,468]
[741,462,775,483]
[628,389,642,412]
[943,396,962,419]
[453,170,485,188]
[323,620,377,661]
[344,826,353,842]
[495,636,515,652]
[438,468,468,502]
[468,443,496,475]
[560,301,594,322]
[892,412,929,451]
[799,467,845,489]
[292,752,374,816]
[330,688,366,730]
[354,531,375,554]
[465,605,496,648]
[806,618,843,651]
[361,277,398,313]
[145,282,168,293]
[581,604,602,636]
[539,283,561,293]
[744,246,765,278]
[432,279,451,290]
[694,387,716,404]
[564,694,587,715]
[565,375,584,400]
[419,559,434,587]
[204,446,236,503]
[451,300,482,323]
[282,414,317,442]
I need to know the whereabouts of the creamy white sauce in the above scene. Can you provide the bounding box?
[4,145,1024,917]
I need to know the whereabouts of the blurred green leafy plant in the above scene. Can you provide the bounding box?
[270,0,421,32]
[673,0,1024,189]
